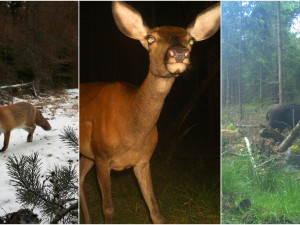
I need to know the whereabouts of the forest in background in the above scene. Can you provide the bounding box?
[222,3,300,224]
[0,1,78,89]
[222,1,300,118]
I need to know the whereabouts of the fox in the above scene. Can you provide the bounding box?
[0,102,51,152]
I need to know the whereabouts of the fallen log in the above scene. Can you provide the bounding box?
[276,120,300,153]
[0,82,37,97]
[259,124,285,142]
[0,82,34,90]
[236,124,261,128]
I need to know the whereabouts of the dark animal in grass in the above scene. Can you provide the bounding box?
[266,103,300,133]
[235,199,251,212]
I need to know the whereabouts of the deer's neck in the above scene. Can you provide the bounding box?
[129,71,175,140]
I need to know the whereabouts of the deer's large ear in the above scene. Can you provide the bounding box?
[186,2,220,41]
[112,1,149,45]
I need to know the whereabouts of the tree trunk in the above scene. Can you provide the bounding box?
[277,2,283,104]
[259,62,263,110]
[238,2,243,120]
[226,63,230,107]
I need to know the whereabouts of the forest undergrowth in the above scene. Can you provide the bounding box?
[222,104,300,224]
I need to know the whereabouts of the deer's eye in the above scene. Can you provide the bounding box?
[147,36,155,44]
[189,38,194,46]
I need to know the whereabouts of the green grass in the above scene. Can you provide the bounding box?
[222,103,300,223]
[222,148,300,224]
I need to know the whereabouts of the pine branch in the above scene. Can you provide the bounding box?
[59,126,78,151]
[6,153,48,208]
[50,203,78,224]
[6,153,78,224]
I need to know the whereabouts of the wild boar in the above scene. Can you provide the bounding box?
[266,103,300,133]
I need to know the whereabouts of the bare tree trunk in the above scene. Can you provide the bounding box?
[238,2,243,120]
[226,63,230,107]
[277,1,283,104]
[259,62,263,110]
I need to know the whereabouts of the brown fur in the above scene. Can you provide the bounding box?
[80,2,220,224]
[221,129,243,142]
[0,102,51,152]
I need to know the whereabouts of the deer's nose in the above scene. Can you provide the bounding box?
[167,46,190,63]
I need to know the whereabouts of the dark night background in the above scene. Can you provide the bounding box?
[80,1,220,223]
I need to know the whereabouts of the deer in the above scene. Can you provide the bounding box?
[80,1,220,223]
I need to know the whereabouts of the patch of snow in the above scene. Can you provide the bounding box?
[0,89,79,223]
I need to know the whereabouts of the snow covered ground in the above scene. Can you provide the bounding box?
[0,89,79,221]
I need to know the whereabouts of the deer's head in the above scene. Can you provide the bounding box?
[112,1,220,78]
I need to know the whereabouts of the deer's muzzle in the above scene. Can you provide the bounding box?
[165,45,190,74]
[167,45,190,63]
